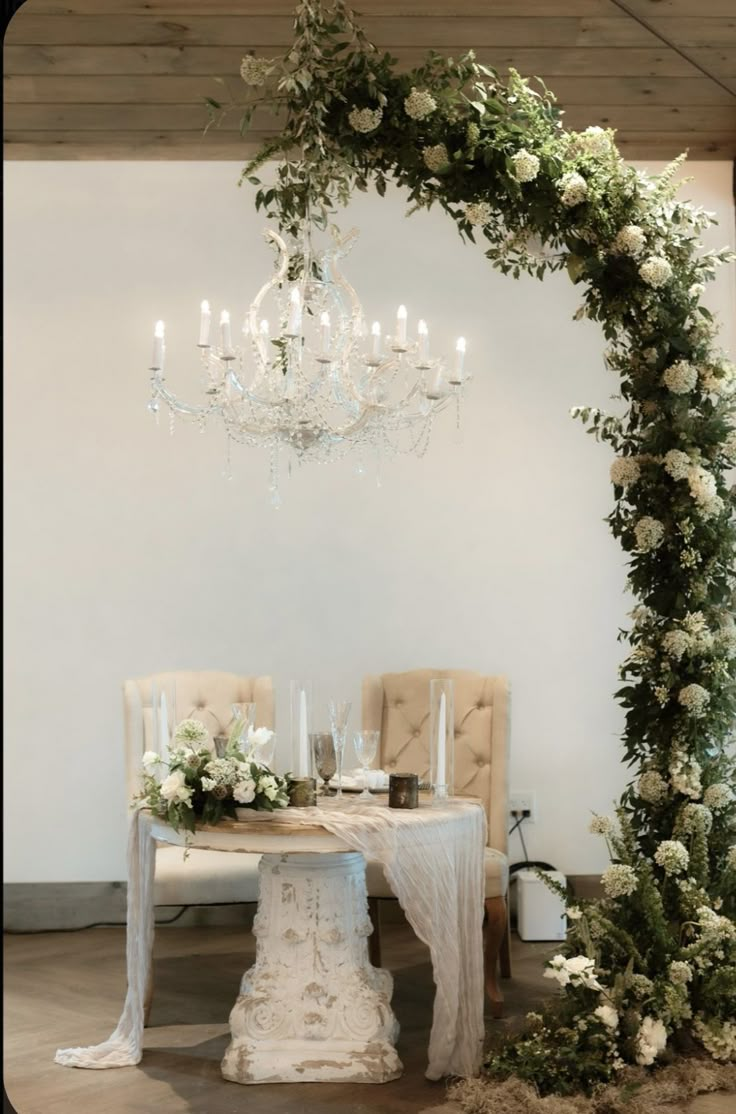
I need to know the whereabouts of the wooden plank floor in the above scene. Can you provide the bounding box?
[4,921,734,1114]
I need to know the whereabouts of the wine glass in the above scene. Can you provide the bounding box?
[311,733,336,796]
[328,700,351,800]
[353,731,379,800]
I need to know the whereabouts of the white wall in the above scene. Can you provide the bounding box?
[4,160,734,883]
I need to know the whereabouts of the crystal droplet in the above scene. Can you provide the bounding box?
[147,399,159,415]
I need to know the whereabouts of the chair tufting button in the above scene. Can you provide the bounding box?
[387,759,397,767]
[412,729,420,738]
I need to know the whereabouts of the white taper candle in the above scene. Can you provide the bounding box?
[299,689,309,776]
[417,319,429,363]
[320,311,331,354]
[454,336,466,378]
[437,691,446,787]
[371,321,382,360]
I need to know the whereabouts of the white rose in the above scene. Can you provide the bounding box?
[142,750,160,770]
[160,769,192,804]
[234,778,256,804]
[594,1005,619,1030]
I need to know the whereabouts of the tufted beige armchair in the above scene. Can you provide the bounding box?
[123,670,274,1022]
[362,669,511,1015]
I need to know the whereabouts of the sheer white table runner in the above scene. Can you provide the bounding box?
[56,797,486,1080]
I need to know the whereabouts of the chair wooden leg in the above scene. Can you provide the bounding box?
[484,895,506,1018]
[367,897,382,968]
[143,962,154,1027]
[500,895,512,979]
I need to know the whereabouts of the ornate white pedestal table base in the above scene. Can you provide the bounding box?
[221,852,401,1084]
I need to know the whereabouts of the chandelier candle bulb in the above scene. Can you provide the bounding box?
[260,318,269,340]
[198,300,211,347]
[320,311,331,355]
[220,310,233,356]
[426,366,444,399]
[286,288,302,337]
[371,321,382,360]
[453,337,466,380]
[396,304,408,346]
[417,319,429,364]
[151,320,165,370]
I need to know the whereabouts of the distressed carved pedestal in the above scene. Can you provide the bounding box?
[221,851,402,1084]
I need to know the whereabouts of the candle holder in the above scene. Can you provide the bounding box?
[290,680,313,778]
[287,777,316,808]
[388,773,419,809]
[429,678,454,802]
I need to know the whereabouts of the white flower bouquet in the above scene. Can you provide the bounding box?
[135,719,289,832]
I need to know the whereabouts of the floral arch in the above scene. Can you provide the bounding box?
[211,0,736,1097]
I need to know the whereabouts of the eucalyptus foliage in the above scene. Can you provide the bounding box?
[209,0,736,1083]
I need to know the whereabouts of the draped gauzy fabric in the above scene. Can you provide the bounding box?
[56,799,486,1080]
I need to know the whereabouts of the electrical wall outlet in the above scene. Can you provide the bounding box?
[509,792,536,824]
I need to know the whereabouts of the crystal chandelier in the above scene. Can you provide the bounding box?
[147,227,469,505]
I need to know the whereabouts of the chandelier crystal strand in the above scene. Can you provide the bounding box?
[147,227,469,496]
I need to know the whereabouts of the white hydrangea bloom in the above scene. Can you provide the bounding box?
[589,814,615,836]
[160,769,193,804]
[654,839,690,874]
[687,464,722,520]
[610,456,641,487]
[662,629,691,660]
[703,783,735,810]
[404,87,437,120]
[348,105,383,133]
[689,282,706,299]
[701,360,736,397]
[612,224,646,257]
[669,751,702,799]
[464,200,492,226]
[669,960,693,985]
[601,863,638,898]
[638,769,669,804]
[559,171,588,207]
[662,359,698,394]
[422,143,449,172]
[634,516,665,552]
[629,973,654,998]
[663,449,692,481]
[693,1016,736,1062]
[639,255,673,288]
[678,683,711,717]
[696,905,736,945]
[680,803,713,834]
[594,1004,619,1030]
[579,125,613,157]
[510,148,540,182]
[240,55,271,86]
[636,1016,667,1066]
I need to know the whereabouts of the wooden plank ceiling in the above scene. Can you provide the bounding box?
[4,0,736,161]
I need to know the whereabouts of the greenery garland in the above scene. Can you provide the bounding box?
[207,0,736,1089]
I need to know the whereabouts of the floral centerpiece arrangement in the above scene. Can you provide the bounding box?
[136,717,289,832]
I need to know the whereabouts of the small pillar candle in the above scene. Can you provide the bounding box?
[436,691,446,787]
[199,300,211,347]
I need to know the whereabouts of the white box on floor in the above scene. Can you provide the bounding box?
[516,870,567,941]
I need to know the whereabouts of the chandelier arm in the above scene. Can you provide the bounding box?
[151,377,216,418]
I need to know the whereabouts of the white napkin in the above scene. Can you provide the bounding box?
[330,768,390,790]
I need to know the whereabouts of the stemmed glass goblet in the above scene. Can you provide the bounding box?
[311,733,336,797]
[353,731,379,801]
[328,700,351,800]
